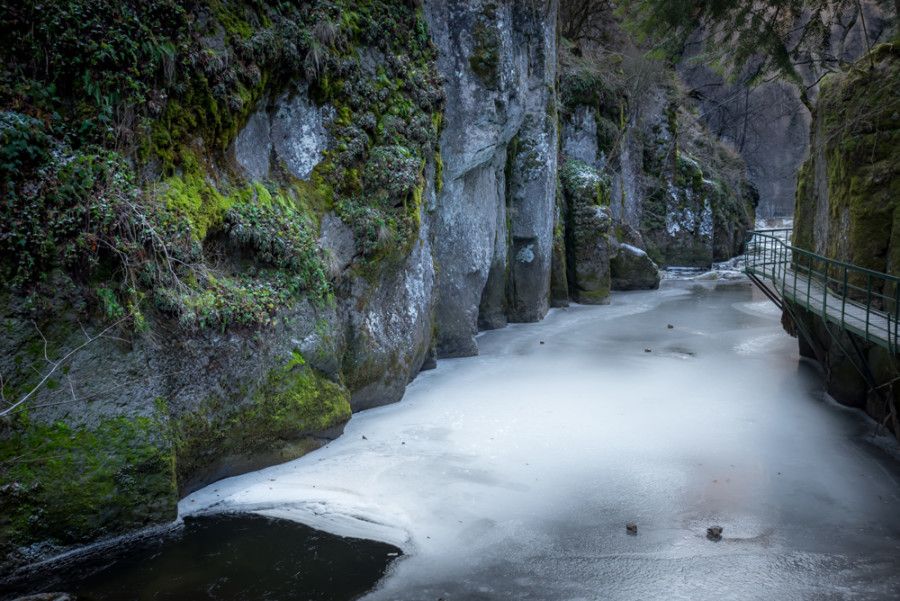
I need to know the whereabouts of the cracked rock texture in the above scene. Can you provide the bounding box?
[425,0,560,356]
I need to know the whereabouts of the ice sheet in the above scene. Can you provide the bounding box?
[182,281,900,600]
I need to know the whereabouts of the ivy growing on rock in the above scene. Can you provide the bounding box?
[0,0,444,330]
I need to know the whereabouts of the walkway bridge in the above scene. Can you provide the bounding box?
[745,229,900,356]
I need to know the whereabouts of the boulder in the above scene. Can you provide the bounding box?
[610,243,661,290]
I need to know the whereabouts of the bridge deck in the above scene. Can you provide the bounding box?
[751,261,897,349]
[745,229,900,353]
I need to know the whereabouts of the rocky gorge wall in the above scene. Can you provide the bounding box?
[1,0,444,572]
[785,41,900,438]
[0,0,754,574]
[557,38,756,273]
[425,0,560,356]
[678,1,894,219]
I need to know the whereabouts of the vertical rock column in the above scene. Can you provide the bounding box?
[425,0,559,356]
[561,160,613,304]
[505,0,559,323]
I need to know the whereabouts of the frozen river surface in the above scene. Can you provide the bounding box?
[183,281,900,600]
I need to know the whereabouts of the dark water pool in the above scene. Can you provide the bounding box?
[2,514,399,601]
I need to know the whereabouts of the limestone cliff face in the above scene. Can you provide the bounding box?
[0,1,753,572]
[557,41,756,280]
[678,1,894,219]
[1,0,444,571]
[787,42,900,438]
[425,0,559,356]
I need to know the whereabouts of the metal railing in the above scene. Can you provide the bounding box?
[745,229,900,353]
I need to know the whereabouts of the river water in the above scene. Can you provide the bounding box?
[10,280,899,600]
[3,514,398,600]
[179,280,900,600]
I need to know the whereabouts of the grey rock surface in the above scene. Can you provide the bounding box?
[318,212,357,278]
[233,110,272,181]
[610,243,661,291]
[609,125,644,230]
[270,85,333,180]
[342,215,436,411]
[425,0,559,354]
[678,60,810,220]
[233,85,334,183]
[507,107,558,321]
[561,105,599,166]
[432,158,507,356]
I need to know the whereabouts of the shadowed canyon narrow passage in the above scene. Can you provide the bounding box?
[167,281,900,600]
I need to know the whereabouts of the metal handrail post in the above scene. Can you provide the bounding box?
[792,246,798,298]
[806,254,812,310]
[866,273,872,342]
[841,265,847,329]
[779,240,784,287]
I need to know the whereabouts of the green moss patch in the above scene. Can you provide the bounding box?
[0,415,177,558]
[173,352,351,491]
[469,2,502,87]
[800,43,900,280]
[1,0,443,330]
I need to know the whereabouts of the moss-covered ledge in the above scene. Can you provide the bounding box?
[173,351,352,496]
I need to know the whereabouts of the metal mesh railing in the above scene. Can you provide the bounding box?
[745,229,900,353]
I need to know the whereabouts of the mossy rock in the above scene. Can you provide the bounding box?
[794,43,900,285]
[560,159,611,207]
[0,414,178,569]
[1,0,443,330]
[610,244,661,291]
[173,351,351,494]
[561,160,612,304]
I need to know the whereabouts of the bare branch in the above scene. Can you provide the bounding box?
[0,316,131,418]
[34,321,51,363]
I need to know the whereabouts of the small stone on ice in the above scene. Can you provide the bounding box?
[667,324,674,329]
[644,348,652,353]
[540,341,545,345]
[707,526,723,541]
[626,522,638,534]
